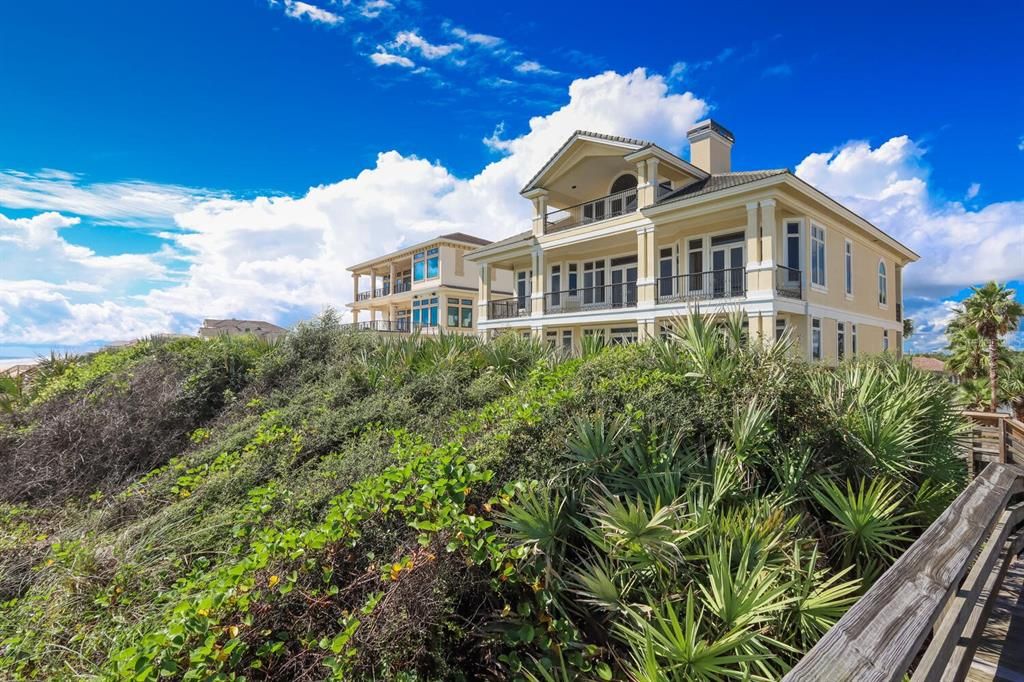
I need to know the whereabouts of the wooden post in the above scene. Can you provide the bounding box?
[1000,415,1008,464]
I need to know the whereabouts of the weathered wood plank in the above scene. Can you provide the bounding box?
[784,464,1024,682]
[944,531,1024,682]
[916,502,1024,680]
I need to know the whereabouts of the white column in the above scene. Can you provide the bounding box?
[759,199,776,267]
[388,261,396,294]
[352,272,360,303]
[478,263,491,322]
[370,270,378,298]
[531,249,545,316]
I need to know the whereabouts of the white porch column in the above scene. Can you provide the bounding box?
[744,201,760,296]
[531,248,545,316]
[478,263,491,322]
[528,190,549,237]
[370,270,378,298]
[352,271,360,303]
[636,160,653,207]
[645,158,660,206]
[637,225,656,305]
[759,199,776,267]
[388,261,396,293]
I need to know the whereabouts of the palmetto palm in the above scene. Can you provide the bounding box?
[956,281,1024,411]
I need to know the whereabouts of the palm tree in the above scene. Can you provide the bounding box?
[956,282,1023,411]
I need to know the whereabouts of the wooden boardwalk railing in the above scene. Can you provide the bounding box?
[964,411,1024,476]
[786,413,1024,682]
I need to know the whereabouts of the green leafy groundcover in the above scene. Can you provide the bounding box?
[0,311,967,680]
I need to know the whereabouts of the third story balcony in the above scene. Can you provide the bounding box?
[544,187,639,235]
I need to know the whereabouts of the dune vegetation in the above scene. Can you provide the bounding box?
[0,311,967,680]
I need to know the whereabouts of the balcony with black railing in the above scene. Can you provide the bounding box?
[655,268,747,304]
[545,283,638,314]
[352,319,412,333]
[356,290,372,301]
[775,265,803,299]
[488,297,531,320]
[544,187,639,235]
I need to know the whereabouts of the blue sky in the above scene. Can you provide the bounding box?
[0,0,1021,357]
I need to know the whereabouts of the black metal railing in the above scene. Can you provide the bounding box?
[544,187,639,234]
[775,265,803,299]
[488,297,531,320]
[356,290,372,301]
[544,283,638,313]
[352,319,412,333]
[655,268,747,303]
[393,280,412,294]
[374,286,389,298]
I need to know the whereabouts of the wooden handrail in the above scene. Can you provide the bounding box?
[784,462,1024,682]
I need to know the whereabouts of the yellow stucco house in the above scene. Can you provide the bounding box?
[348,232,515,334]
[463,120,917,360]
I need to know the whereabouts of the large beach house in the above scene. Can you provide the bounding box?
[348,233,514,334]
[349,120,917,360]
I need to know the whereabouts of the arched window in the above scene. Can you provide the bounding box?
[878,260,888,305]
[610,173,638,194]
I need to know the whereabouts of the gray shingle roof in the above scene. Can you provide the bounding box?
[440,232,491,247]
[656,170,788,204]
[520,130,650,194]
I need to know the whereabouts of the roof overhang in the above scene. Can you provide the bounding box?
[519,131,648,195]
[348,234,488,272]
[645,172,919,263]
[623,144,709,181]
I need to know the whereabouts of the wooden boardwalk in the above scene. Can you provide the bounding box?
[968,555,1024,682]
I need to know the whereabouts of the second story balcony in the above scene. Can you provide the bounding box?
[544,187,639,234]
[545,283,638,313]
[655,268,747,304]
[488,297,531,320]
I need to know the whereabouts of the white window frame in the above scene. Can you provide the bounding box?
[878,259,889,308]
[844,239,854,299]
[810,223,827,290]
[782,219,804,272]
[811,317,822,361]
[883,329,890,352]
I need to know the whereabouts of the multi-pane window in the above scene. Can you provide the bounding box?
[811,224,826,287]
[412,248,440,282]
[837,322,846,360]
[883,329,890,352]
[775,317,786,342]
[845,240,853,296]
[583,260,605,304]
[412,297,439,327]
[811,318,822,360]
[687,238,703,291]
[446,298,474,328]
[550,265,561,307]
[659,247,674,297]
[785,221,801,271]
[516,270,531,312]
[568,264,578,297]
[878,261,888,305]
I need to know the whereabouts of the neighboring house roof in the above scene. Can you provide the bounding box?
[912,356,948,373]
[439,232,492,247]
[520,130,651,194]
[201,319,286,333]
[464,229,533,259]
[348,232,493,271]
[657,169,788,203]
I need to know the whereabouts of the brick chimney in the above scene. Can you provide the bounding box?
[687,119,734,174]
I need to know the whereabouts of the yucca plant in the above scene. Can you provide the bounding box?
[812,477,916,581]
[618,590,767,681]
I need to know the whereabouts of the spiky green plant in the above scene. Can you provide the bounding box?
[812,477,916,581]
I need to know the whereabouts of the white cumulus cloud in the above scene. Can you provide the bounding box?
[282,0,343,26]
[369,50,415,68]
[392,31,461,59]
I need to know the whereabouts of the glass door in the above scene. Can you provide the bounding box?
[711,244,744,298]
[610,263,638,307]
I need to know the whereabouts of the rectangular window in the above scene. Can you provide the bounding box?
[583,260,605,304]
[516,270,531,312]
[785,221,801,271]
[568,264,578,296]
[550,264,561,307]
[461,305,472,328]
[837,322,846,361]
[413,251,426,281]
[844,240,853,296]
[852,324,858,355]
[447,298,460,327]
[688,238,703,291]
[426,248,439,279]
[811,224,826,287]
[659,247,674,297]
[883,329,890,352]
[775,317,786,341]
[811,318,822,361]
[562,330,572,350]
